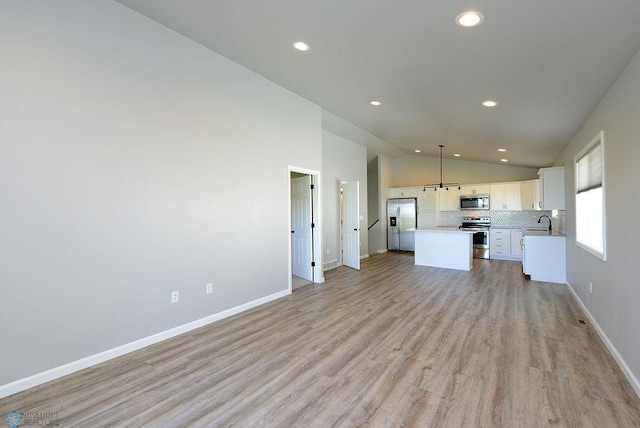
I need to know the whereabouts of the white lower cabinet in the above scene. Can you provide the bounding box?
[489,229,510,259]
[522,235,566,283]
[510,230,523,257]
[490,229,523,260]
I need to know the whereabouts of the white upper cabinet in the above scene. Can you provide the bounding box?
[490,183,521,210]
[438,187,460,211]
[388,187,418,198]
[520,179,541,210]
[417,187,437,211]
[505,183,522,210]
[460,185,490,196]
[391,178,545,213]
[538,167,565,210]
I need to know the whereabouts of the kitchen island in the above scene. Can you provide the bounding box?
[522,229,566,283]
[414,228,475,271]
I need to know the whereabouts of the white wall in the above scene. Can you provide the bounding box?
[321,110,405,162]
[376,155,395,253]
[0,1,322,390]
[322,131,368,266]
[367,159,381,255]
[367,159,379,227]
[560,47,640,395]
[392,155,539,187]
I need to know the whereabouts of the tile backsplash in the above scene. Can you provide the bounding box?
[440,210,565,233]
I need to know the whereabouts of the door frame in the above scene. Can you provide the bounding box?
[288,166,323,293]
[291,174,313,282]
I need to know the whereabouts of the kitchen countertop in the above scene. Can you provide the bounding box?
[490,225,565,236]
[416,227,476,233]
[521,229,565,237]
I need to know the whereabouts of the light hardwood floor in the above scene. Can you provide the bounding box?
[2,252,640,427]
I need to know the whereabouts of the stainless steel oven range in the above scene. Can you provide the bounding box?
[459,217,491,259]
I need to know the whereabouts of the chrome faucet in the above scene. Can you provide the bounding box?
[537,215,552,232]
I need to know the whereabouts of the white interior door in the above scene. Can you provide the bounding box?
[291,175,313,281]
[342,181,360,270]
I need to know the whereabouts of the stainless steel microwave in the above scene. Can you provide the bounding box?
[460,194,490,210]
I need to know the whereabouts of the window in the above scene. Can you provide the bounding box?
[575,131,606,260]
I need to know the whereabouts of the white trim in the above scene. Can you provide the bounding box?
[565,281,640,399]
[360,253,370,260]
[574,130,607,261]
[377,249,388,254]
[489,254,522,262]
[0,289,289,399]
[576,240,606,261]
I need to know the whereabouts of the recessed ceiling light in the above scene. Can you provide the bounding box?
[482,100,498,107]
[454,154,461,157]
[498,148,507,152]
[456,11,484,28]
[292,41,310,52]
[414,149,421,153]
[500,158,508,162]
[370,100,381,106]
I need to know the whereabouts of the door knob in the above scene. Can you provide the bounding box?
[291,230,294,233]
[354,228,358,231]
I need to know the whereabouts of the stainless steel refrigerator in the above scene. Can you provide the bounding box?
[387,198,417,251]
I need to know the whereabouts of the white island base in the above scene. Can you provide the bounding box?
[414,228,475,271]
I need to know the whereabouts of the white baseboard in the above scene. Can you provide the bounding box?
[360,253,370,260]
[377,249,388,254]
[0,289,290,399]
[566,281,640,399]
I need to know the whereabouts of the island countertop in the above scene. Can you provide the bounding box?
[415,227,476,233]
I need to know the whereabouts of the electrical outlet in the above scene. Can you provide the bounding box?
[171,291,179,303]
[589,282,593,294]
[206,283,213,294]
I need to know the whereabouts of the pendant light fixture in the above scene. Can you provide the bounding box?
[422,145,461,191]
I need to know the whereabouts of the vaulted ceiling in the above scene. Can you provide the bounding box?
[115,0,640,167]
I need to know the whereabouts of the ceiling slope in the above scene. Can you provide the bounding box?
[114,0,640,167]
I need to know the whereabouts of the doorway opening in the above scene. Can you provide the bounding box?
[289,167,322,291]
